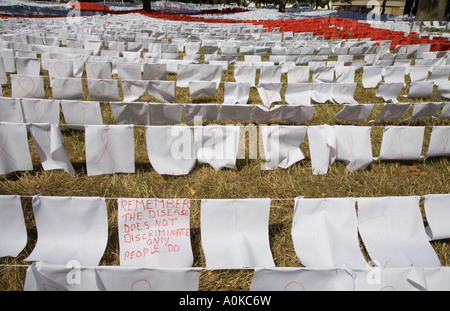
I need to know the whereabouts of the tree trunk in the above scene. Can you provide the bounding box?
[278,0,286,12]
[415,0,447,21]
[404,0,420,15]
[381,0,387,15]
[143,0,152,12]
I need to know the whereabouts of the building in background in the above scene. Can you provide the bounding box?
[330,0,407,16]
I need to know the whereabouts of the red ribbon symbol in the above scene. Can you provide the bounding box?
[263,84,277,104]
[91,63,105,79]
[396,131,407,160]
[131,279,151,291]
[93,80,113,97]
[237,65,252,83]
[18,76,35,98]
[33,100,44,123]
[147,65,162,81]
[283,281,305,291]
[345,132,356,170]
[339,85,350,101]
[443,133,448,154]
[81,106,87,124]
[295,67,306,83]
[96,128,116,167]
[54,61,68,77]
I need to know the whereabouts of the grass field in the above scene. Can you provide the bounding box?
[0,43,449,291]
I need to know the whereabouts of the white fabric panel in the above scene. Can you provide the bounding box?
[287,66,310,84]
[189,81,217,98]
[110,102,150,125]
[335,66,355,83]
[11,74,45,99]
[24,261,99,291]
[24,262,201,291]
[250,267,355,291]
[50,77,84,100]
[85,124,135,176]
[331,83,358,105]
[259,65,282,83]
[334,104,374,122]
[234,64,256,86]
[184,104,218,123]
[375,82,404,103]
[285,83,312,106]
[435,81,450,99]
[383,66,406,85]
[279,105,316,124]
[362,66,382,88]
[260,125,306,170]
[60,100,103,130]
[311,83,333,103]
[20,98,60,124]
[27,123,74,176]
[334,125,373,172]
[97,266,201,291]
[177,64,222,88]
[0,49,16,73]
[292,197,367,268]
[147,81,175,103]
[47,59,74,78]
[146,126,196,176]
[25,196,108,266]
[428,65,450,84]
[224,82,251,105]
[354,267,423,291]
[307,125,337,175]
[117,62,142,81]
[409,65,430,83]
[256,83,283,107]
[378,126,425,160]
[436,102,450,119]
[143,63,167,81]
[407,81,434,98]
[312,66,335,83]
[118,198,193,267]
[200,198,275,270]
[252,105,282,122]
[0,57,7,85]
[0,195,27,258]
[423,194,450,241]
[15,57,40,76]
[422,267,450,291]
[85,61,111,79]
[372,103,411,122]
[148,103,183,125]
[406,102,443,122]
[194,125,240,170]
[426,126,450,157]
[121,80,148,102]
[0,97,24,123]
[357,196,441,268]
[87,79,120,102]
[0,122,33,175]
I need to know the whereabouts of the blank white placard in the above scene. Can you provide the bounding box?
[200,198,275,270]
[357,196,441,268]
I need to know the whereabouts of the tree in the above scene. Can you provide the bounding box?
[415,0,447,21]
[143,0,151,12]
[381,0,387,14]
[278,0,286,12]
[404,0,420,16]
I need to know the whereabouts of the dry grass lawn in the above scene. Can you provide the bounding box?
[0,45,449,291]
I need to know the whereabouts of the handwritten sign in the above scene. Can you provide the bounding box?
[118,198,193,267]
